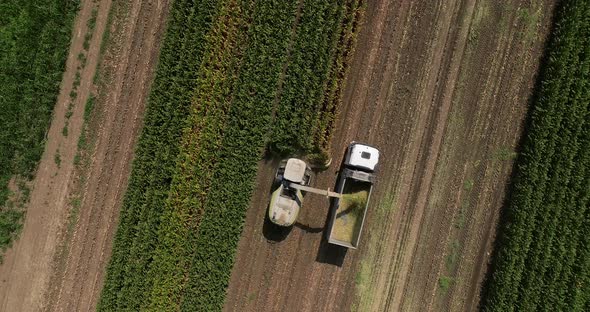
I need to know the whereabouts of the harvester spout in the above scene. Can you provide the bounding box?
[288,183,342,198]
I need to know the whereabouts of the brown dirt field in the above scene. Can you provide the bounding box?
[224,0,556,311]
[0,0,169,311]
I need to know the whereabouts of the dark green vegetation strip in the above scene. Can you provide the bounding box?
[97,0,222,310]
[314,0,364,151]
[269,0,364,156]
[268,0,343,154]
[99,0,364,311]
[145,0,257,309]
[0,0,79,254]
[483,1,590,311]
[178,0,299,309]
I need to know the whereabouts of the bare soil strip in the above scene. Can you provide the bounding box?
[224,0,556,311]
[0,0,170,311]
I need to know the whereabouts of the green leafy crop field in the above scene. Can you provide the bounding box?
[0,0,79,255]
[98,0,364,311]
[269,0,363,156]
[482,1,590,311]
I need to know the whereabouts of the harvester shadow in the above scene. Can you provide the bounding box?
[262,219,323,243]
[294,222,323,233]
[262,214,292,243]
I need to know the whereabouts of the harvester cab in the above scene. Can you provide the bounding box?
[268,158,343,227]
[268,159,312,226]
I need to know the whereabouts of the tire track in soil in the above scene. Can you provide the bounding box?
[393,0,479,309]
[381,1,476,309]
[422,22,512,306]
[44,0,171,311]
[426,7,520,311]
[380,2,470,308]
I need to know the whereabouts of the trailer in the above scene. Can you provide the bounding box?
[326,143,379,249]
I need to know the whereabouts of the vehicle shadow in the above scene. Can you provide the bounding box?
[294,222,323,233]
[262,215,292,243]
[315,238,347,267]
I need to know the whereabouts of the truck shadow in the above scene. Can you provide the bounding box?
[315,238,347,267]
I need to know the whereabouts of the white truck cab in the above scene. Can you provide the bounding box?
[344,142,379,172]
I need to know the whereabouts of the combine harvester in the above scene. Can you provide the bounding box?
[268,142,379,249]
